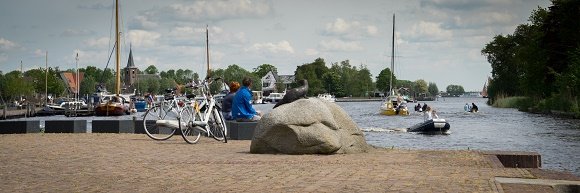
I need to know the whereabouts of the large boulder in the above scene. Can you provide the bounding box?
[250,98,371,154]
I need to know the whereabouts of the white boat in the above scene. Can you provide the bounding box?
[264,92,284,103]
[379,14,409,116]
[317,93,336,102]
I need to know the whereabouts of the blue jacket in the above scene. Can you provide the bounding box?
[232,86,256,119]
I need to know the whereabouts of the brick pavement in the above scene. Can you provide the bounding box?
[0,133,564,192]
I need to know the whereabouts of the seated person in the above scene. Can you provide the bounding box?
[471,103,479,112]
[232,77,262,122]
[222,81,240,120]
[464,103,470,112]
[423,106,437,120]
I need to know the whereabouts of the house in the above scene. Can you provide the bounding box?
[261,71,295,95]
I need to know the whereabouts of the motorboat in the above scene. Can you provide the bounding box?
[317,93,336,102]
[408,118,450,134]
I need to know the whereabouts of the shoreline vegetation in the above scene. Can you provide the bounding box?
[491,96,580,119]
[482,0,579,120]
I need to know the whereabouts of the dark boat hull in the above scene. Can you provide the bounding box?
[408,119,450,134]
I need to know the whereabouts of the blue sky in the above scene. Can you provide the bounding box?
[0,0,550,91]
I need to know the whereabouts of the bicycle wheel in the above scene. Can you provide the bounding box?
[209,108,227,143]
[143,105,177,140]
[180,107,202,144]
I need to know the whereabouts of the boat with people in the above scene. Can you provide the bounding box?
[408,105,450,134]
[379,14,409,116]
[317,93,336,102]
[408,118,450,134]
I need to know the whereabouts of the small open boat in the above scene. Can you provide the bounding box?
[408,118,450,134]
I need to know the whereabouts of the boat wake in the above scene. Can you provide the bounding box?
[361,127,408,133]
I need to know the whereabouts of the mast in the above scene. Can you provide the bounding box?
[115,0,120,96]
[45,51,47,105]
[206,25,210,77]
[75,53,79,102]
[389,14,395,95]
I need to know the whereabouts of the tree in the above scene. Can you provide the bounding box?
[446,85,465,96]
[295,58,328,96]
[376,67,396,93]
[253,64,277,78]
[414,79,428,94]
[428,82,439,96]
[144,65,158,74]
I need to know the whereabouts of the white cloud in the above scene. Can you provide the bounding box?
[132,15,158,29]
[246,40,294,54]
[0,38,19,50]
[33,49,45,58]
[304,48,319,56]
[126,30,161,47]
[168,26,246,46]
[323,18,379,40]
[151,0,272,22]
[408,21,453,42]
[318,39,363,52]
[85,37,110,48]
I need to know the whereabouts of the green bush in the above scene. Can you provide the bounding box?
[492,96,529,108]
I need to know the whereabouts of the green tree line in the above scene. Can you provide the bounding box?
[481,0,580,114]
[2,57,464,103]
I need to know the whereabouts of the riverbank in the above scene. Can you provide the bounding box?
[0,133,577,192]
[491,96,580,119]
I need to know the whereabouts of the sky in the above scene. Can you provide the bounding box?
[0,0,551,91]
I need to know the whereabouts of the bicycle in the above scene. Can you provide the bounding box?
[144,76,228,144]
[142,87,191,140]
[178,76,228,144]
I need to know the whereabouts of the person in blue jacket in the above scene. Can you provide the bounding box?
[232,77,262,122]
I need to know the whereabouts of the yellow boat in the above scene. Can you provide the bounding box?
[379,95,410,116]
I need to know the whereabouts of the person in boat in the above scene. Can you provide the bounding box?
[232,77,263,122]
[464,103,471,112]
[415,103,422,112]
[421,103,428,112]
[222,81,240,120]
[470,103,479,112]
[424,106,433,120]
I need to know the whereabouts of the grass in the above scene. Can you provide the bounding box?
[492,96,530,108]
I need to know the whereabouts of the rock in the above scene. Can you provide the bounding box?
[250,98,371,154]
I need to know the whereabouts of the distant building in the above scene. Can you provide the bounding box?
[261,71,294,95]
[60,72,84,95]
[124,47,139,87]
[122,47,160,94]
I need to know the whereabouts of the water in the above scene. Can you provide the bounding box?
[256,97,580,176]
[6,98,580,175]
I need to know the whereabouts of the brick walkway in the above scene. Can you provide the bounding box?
[0,133,563,192]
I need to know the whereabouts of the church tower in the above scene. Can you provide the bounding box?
[124,46,139,87]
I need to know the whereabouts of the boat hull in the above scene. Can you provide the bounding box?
[95,102,127,116]
[408,119,450,134]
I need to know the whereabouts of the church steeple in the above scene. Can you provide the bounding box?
[126,44,135,68]
[124,44,139,87]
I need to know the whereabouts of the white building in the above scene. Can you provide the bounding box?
[261,71,295,95]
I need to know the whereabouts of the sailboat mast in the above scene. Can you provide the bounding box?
[206,25,210,77]
[115,0,120,96]
[389,14,395,94]
[45,51,47,105]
